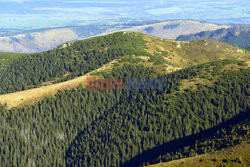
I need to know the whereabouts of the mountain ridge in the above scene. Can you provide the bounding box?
[0,20,229,53]
[0,31,249,167]
[0,32,249,109]
[177,25,250,48]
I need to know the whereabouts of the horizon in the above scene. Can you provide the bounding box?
[0,0,249,29]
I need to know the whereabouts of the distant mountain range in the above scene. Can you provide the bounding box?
[0,24,120,53]
[0,20,229,53]
[177,25,250,49]
[124,20,229,39]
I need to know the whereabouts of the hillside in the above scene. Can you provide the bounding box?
[0,52,25,70]
[177,25,250,48]
[142,35,249,68]
[0,60,115,109]
[0,32,149,95]
[149,140,250,167]
[124,20,229,39]
[66,60,249,166]
[0,28,78,53]
[0,24,125,53]
[0,32,249,167]
[0,59,249,167]
[0,32,249,107]
[144,110,249,166]
[0,20,229,53]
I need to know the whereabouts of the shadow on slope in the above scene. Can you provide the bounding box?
[121,111,249,167]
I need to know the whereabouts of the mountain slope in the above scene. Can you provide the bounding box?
[0,52,25,70]
[0,59,249,167]
[0,28,78,53]
[177,25,250,48]
[0,24,125,53]
[0,32,249,108]
[0,29,250,166]
[125,20,229,39]
[143,35,249,67]
[0,60,116,109]
[144,111,250,166]
[66,60,249,166]
[0,32,249,167]
[0,20,229,53]
[0,32,148,95]
[149,140,250,167]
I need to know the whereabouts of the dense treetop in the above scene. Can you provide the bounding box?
[0,60,249,166]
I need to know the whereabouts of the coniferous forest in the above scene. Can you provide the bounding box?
[0,59,249,166]
[0,32,147,94]
[0,32,249,167]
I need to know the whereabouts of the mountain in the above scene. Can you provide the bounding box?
[124,20,229,39]
[0,28,78,53]
[66,63,249,166]
[177,25,250,48]
[0,20,229,53]
[0,32,249,167]
[0,32,248,96]
[0,25,120,53]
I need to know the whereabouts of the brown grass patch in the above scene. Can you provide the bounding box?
[0,75,89,109]
[143,35,250,69]
[0,60,116,109]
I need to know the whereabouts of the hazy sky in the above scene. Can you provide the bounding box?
[0,0,249,29]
